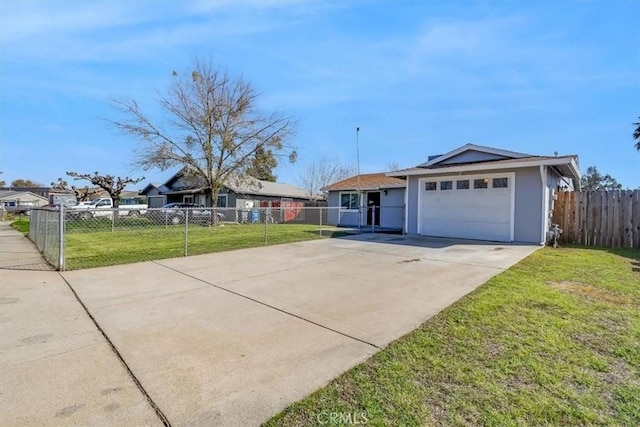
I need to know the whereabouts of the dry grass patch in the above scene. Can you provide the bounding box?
[549,281,632,305]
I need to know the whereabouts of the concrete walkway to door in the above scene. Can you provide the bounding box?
[59,233,538,426]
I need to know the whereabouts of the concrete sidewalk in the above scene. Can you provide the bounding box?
[0,222,163,426]
[0,221,51,270]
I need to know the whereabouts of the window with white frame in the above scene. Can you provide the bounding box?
[473,178,489,189]
[340,192,360,210]
[493,177,508,188]
[456,180,470,190]
[183,195,194,203]
[440,180,453,190]
[425,182,437,191]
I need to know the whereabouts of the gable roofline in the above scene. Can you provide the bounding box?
[388,155,581,182]
[418,143,532,167]
[152,168,309,199]
[0,190,48,201]
[139,182,162,194]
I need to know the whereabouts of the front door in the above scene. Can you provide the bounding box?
[366,192,381,226]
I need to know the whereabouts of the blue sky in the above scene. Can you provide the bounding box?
[1,0,638,189]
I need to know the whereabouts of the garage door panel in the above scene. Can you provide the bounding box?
[423,206,509,223]
[422,220,510,241]
[420,175,513,242]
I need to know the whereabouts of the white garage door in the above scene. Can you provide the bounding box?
[419,174,514,242]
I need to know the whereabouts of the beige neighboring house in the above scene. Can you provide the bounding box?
[0,190,48,217]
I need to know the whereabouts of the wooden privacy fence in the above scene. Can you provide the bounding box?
[552,190,640,248]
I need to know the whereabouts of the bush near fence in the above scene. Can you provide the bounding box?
[552,190,640,248]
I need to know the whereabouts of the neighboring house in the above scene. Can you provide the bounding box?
[140,170,313,209]
[0,186,50,199]
[388,143,580,244]
[322,173,406,231]
[0,190,48,209]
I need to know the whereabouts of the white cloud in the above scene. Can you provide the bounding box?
[0,1,142,42]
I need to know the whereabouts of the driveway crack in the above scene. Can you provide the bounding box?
[58,273,172,427]
[153,261,381,350]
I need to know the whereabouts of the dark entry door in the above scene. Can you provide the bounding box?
[366,192,381,226]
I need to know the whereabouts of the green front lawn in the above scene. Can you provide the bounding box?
[10,218,30,234]
[65,223,344,270]
[266,247,640,426]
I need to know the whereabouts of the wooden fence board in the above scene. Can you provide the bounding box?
[624,191,633,248]
[553,190,639,248]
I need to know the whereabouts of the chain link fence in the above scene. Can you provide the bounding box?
[28,208,65,270]
[27,205,404,270]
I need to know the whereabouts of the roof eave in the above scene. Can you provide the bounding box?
[417,143,532,167]
[391,157,580,177]
[325,184,406,192]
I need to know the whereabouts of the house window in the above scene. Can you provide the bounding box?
[493,177,508,188]
[425,182,437,191]
[340,192,360,210]
[474,178,489,189]
[456,180,469,190]
[217,194,228,208]
[183,195,194,203]
[440,181,453,190]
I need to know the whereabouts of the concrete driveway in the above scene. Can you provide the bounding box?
[58,234,538,426]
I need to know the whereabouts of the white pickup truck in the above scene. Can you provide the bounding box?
[66,197,147,220]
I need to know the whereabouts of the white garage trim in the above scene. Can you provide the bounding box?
[417,172,515,242]
[540,165,548,245]
[403,178,409,234]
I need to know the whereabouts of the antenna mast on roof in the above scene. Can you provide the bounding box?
[356,126,361,231]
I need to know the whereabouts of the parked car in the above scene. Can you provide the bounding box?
[66,197,148,220]
[148,203,223,225]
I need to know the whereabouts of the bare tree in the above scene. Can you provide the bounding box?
[66,172,144,208]
[51,178,100,202]
[387,161,401,172]
[109,58,297,207]
[298,156,357,200]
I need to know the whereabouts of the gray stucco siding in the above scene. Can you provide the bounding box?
[326,188,405,229]
[513,167,543,243]
[379,188,404,229]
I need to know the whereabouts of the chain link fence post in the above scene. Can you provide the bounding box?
[184,208,189,257]
[319,207,323,237]
[43,210,49,255]
[264,205,269,245]
[58,206,65,270]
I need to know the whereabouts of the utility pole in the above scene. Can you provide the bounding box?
[356,127,361,231]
